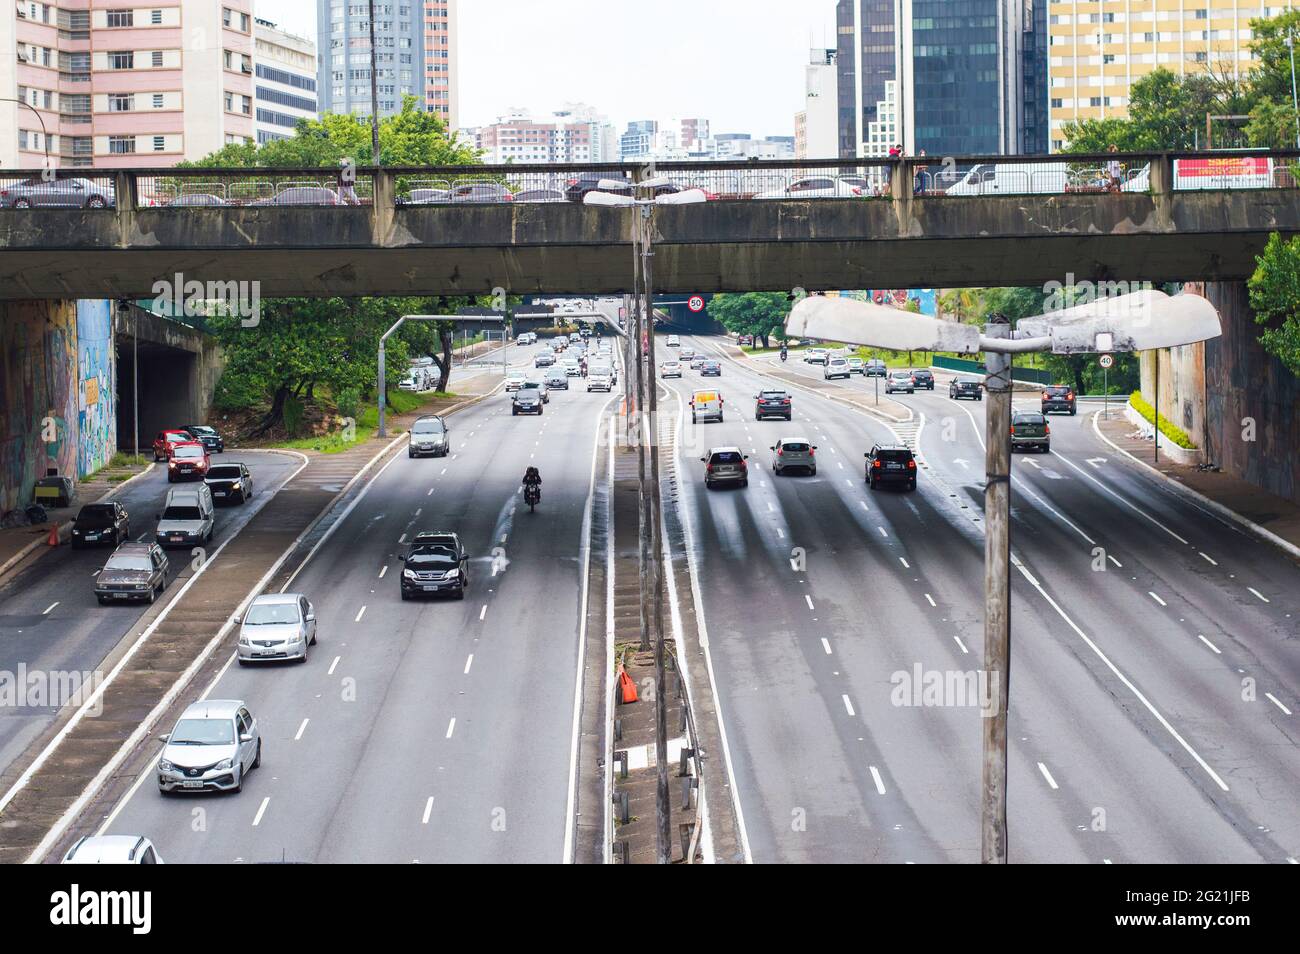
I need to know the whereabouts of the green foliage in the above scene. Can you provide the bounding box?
[335,387,360,420]
[282,394,305,437]
[1129,390,1197,448]
[707,293,792,347]
[1247,232,1300,376]
[1245,10,1300,106]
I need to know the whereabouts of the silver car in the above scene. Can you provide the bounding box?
[157,699,261,794]
[236,593,317,664]
[1,176,114,208]
[62,835,163,864]
[885,370,915,394]
[771,438,817,476]
[544,368,569,390]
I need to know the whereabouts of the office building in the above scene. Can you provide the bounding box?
[253,18,318,144]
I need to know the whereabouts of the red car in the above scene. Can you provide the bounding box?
[166,441,210,482]
[152,429,193,462]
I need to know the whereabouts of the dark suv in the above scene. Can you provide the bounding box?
[71,502,129,548]
[865,444,917,491]
[755,389,792,421]
[949,377,983,401]
[400,531,470,600]
[94,541,169,605]
[512,386,544,415]
[911,369,935,390]
[1041,384,1077,415]
[182,424,224,453]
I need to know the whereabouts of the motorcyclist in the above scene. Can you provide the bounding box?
[780,343,789,362]
[522,466,542,490]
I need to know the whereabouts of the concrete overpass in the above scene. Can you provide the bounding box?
[1,152,1297,299]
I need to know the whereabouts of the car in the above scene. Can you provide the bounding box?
[771,438,816,476]
[680,347,696,361]
[911,369,935,390]
[661,360,683,378]
[152,429,193,461]
[400,531,470,600]
[449,182,514,203]
[690,354,708,370]
[408,415,450,458]
[519,381,548,405]
[94,541,169,605]
[513,386,545,414]
[205,461,253,503]
[236,593,317,664]
[250,186,343,206]
[561,357,583,377]
[516,332,537,345]
[666,335,680,348]
[848,357,865,375]
[71,502,129,548]
[167,441,211,482]
[1011,410,1051,453]
[700,360,722,377]
[756,176,864,200]
[864,358,888,377]
[155,484,215,548]
[544,368,569,390]
[182,424,224,453]
[866,444,917,490]
[803,348,829,365]
[885,370,915,394]
[505,372,527,392]
[701,447,749,489]
[167,193,228,207]
[156,699,261,794]
[755,389,793,420]
[690,389,724,423]
[587,370,613,392]
[398,375,420,392]
[534,352,556,368]
[0,176,115,209]
[513,188,566,203]
[824,356,851,380]
[1041,384,1077,415]
[949,376,983,401]
[401,187,451,205]
[62,835,163,865]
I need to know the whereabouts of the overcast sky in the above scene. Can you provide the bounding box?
[254,0,838,136]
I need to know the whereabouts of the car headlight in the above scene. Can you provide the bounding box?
[231,481,241,489]
[214,759,233,772]
[444,568,459,579]
[402,568,417,579]
[158,759,174,773]
[135,583,148,590]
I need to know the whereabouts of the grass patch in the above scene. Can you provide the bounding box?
[269,390,457,454]
[1129,391,1197,449]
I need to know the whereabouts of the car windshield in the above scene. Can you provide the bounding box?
[174,446,203,459]
[77,505,115,526]
[207,465,242,479]
[877,449,913,462]
[1047,387,1070,395]
[104,554,151,571]
[187,426,215,436]
[161,506,201,521]
[711,452,743,464]
[782,443,809,452]
[1015,413,1046,425]
[761,391,787,399]
[244,602,301,625]
[169,717,234,745]
[407,546,457,566]
[412,420,444,435]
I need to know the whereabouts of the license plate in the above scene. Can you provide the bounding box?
[182,780,203,789]
[887,463,902,470]
[171,535,183,542]
[85,533,98,541]
[257,649,278,656]
[213,491,227,497]
[113,593,130,599]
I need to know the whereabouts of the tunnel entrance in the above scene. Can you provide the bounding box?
[115,337,197,453]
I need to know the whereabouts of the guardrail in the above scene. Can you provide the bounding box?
[2,150,1297,210]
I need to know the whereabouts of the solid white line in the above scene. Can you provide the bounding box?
[842,694,856,717]
[1265,693,1292,716]
[464,654,473,675]
[422,796,434,824]
[1199,552,1218,566]
[924,593,937,608]
[821,638,832,655]
[252,796,270,826]
[294,718,308,741]
[445,717,456,739]
[869,765,886,795]
[1037,762,1059,790]
[804,594,815,611]
[1148,592,1167,607]
[1050,449,1191,545]
[954,636,969,654]
[899,557,909,569]
[328,655,340,675]
[378,565,387,579]
[1197,634,1221,654]
[41,602,58,615]
[1247,587,1270,604]
[478,604,487,621]
[1107,554,1123,568]
[878,526,888,537]
[354,605,367,622]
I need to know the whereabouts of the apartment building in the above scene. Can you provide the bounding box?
[1047,0,1298,151]
[253,17,317,144]
[3,1,256,168]
[422,0,457,128]
[796,48,839,159]
[317,0,421,119]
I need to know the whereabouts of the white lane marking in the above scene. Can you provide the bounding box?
[878,526,888,538]
[1247,587,1270,604]
[842,695,856,717]
[924,593,936,608]
[859,501,869,511]
[1199,552,1218,566]
[1107,555,1122,568]
[294,718,309,741]
[776,528,784,539]
[397,533,407,545]
[328,655,340,675]
[821,638,832,655]
[354,605,367,622]
[1050,450,1191,545]
[464,654,474,675]
[1197,634,1221,654]
[42,602,59,615]
[869,765,887,795]
[804,594,815,611]
[899,557,910,569]
[414,508,422,517]
[837,461,844,470]
[445,718,456,739]
[953,636,969,654]
[1265,693,1292,716]
[427,488,433,496]
[1037,762,1059,790]
[440,468,447,475]
[767,502,774,512]
[252,796,270,826]
[1148,592,1166,607]
[422,796,435,825]
[479,604,487,621]
[378,566,387,579]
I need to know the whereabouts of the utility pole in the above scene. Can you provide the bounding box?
[981,314,1012,865]
[1287,31,1300,150]
[367,0,381,165]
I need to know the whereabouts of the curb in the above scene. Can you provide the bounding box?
[1090,410,1300,564]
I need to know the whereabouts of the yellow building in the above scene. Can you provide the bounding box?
[1047,0,1298,151]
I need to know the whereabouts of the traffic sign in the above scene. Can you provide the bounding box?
[1099,354,1114,369]
[688,295,705,313]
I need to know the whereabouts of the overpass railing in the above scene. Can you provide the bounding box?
[1,151,1296,210]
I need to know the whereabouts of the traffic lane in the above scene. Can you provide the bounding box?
[102,387,606,861]
[705,344,1265,861]
[0,450,303,778]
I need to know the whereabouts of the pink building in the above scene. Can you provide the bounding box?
[3,0,256,169]
[422,0,457,129]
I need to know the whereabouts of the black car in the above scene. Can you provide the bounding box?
[205,462,253,504]
[71,502,129,548]
[564,172,631,203]
[864,359,888,378]
[400,531,469,600]
[94,541,169,605]
[755,389,793,421]
[182,424,224,453]
[700,360,722,377]
[949,377,983,401]
[512,387,544,415]
[911,369,935,390]
[1040,384,1077,415]
[865,444,917,491]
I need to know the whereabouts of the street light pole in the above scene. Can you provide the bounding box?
[1287,31,1300,150]
[367,0,381,165]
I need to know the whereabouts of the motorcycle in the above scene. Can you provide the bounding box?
[780,350,789,363]
[523,482,541,512]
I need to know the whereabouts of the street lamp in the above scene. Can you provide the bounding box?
[584,179,707,864]
[0,97,52,171]
[784,289,1222,863]
[1286,30,1300,150]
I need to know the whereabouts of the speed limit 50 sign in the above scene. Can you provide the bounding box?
[688,295,705,313]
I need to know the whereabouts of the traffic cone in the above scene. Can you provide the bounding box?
[47,524,59,547]
[618,666,638,704]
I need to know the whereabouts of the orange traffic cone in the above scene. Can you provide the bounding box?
[618,666,638,704]
[47,524,59,547]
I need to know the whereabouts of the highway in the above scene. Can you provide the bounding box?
[98,339,617,863]
[0,450,302,778]
[662,337,1298,864]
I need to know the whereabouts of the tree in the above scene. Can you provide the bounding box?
[707,293,792,348]
[1244,10,1300,108]
[1247,232,1300,376]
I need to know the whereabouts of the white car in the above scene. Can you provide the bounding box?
[824,356,851,380]
[505,372,527,391]
[62,835,163,864]
[562,358,583,377]
[804,348,828,365]
[398,376,419,391]
[666,335,680,348]
[661,360,682,378]
[756,176,864,200]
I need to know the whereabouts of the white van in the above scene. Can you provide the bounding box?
[155,484,215,548]
[666,334,680,348]
[690,389,724,424]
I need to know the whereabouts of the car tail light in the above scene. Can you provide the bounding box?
[808,447,815,457]
[777,448,783,456]
[782,398,791,404]
[739,460,747,470]
[907,459,916,470]
[1066,391,1074,400]
[706,463,713,473]
[1010,426,1016,435]
[1045,425,1051,435]
[872,459,882,469]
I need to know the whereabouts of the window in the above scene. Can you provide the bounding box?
[106,10,134,27]
[152,93,164,108]
[108,135,136,154]
[153,135,165,151]
[152,50,163,67]
[151,9,162,24]
[109,51,134,70]
[108,93,134,112]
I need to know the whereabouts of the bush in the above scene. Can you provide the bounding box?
[335,387,360,420]
[283,394,305,437]
[1128,391,1196,449]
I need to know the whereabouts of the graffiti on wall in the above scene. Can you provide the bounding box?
[76,299,116,476]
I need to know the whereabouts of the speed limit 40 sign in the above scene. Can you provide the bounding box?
[1099,354,1114,369]
[688,295,705,313]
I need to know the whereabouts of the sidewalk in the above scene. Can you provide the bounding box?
[1096,410,1300,559]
